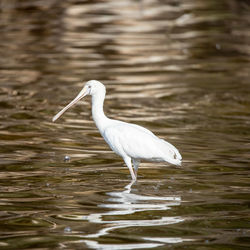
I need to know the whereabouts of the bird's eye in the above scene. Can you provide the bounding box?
[88,86,91,89]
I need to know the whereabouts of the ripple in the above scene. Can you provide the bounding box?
[0,0,250,249]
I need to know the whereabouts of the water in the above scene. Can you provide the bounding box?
[0,0,250,249]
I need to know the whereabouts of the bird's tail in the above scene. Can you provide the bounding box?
[160,139,182,166]
[164,155,182,166]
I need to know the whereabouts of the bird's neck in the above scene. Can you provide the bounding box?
[91,92,109,133]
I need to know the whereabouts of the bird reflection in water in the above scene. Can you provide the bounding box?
[65,180,186,249]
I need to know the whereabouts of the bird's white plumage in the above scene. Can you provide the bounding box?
[53,80,182,180]
[103,122,181,164]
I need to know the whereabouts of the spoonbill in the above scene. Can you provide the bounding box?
[53,80,182,180]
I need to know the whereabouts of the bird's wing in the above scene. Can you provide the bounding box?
[103,123,154,159]
[103,122,181,165]
[126,122,155,137]
[128,122,182,161]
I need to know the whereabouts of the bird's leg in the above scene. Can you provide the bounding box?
[123,156,136,181]
[132,159,140,178]
[124,180,136,193]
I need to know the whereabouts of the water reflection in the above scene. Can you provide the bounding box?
[84,240,163,249]
[59,181,184,249]
[0,0,250,249]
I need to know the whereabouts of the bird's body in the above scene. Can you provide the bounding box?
[103,121,181,164]
[53,80,182,180]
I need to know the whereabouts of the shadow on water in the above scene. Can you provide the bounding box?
[0,0,250,249]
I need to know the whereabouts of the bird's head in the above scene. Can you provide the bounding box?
[85,80,106,96]
[52,80,105,122]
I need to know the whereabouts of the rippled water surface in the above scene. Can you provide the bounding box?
[0,0,250,249]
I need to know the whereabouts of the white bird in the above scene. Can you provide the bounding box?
[53,80,182,180]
